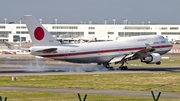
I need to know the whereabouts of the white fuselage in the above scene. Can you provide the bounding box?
[30,35,172,63]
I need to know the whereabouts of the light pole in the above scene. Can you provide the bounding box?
[19,18,22,47]
[123,18,128,25]
[123,18,127,37]
[148,21,151,25]
[4,18,7,24]
[89,21,92,24]
[142,22,144,25]
[113,19,116,25]
[55,19,58,38]
[104,19,108,25]
[55,19,58,24]
[39,19,42,24]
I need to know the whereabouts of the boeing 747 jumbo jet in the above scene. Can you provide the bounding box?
[24,15,172,70]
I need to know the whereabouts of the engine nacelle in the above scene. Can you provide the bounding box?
[141,53,161,64]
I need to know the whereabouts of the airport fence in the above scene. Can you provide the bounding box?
[77,91,161,101]
[0,91,162,101]
[0,96,7,101]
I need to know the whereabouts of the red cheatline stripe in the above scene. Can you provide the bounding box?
[38,45,172,57]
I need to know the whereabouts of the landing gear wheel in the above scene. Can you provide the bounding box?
[119,66,128,70]
[97,63,102,66]
[103,63,114,70]
[106,67,114,70]
[124,66,128,70]
[156,61,161,65]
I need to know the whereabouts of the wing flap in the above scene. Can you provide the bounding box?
[133,43,155,58]
[109,54,134,63]
[109,55,125,63]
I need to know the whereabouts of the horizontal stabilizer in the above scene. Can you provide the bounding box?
[36,48,57,53]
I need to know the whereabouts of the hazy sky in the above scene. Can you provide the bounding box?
[0,0,180,24]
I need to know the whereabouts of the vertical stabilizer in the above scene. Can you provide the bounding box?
[23,15,60,46]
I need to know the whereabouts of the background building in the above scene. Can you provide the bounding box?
[0,23,180,43]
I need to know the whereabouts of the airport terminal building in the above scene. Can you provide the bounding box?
[0,23,180,43]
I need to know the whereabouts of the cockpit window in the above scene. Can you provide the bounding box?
[159,36,166,40]
[159,36,168,41]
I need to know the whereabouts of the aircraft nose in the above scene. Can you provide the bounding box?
[168,43,173,51]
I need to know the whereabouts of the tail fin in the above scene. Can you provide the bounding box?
[23,15,60,46]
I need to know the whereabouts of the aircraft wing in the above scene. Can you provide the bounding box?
[132,43,155,58]
[3,42,18,50]
[109,43,155,64]
[3,42,30,51]
[36,48,57,53]
[3,42,12,46]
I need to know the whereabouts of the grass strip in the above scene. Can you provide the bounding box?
[0,90,179,101]
[1,73,180,92]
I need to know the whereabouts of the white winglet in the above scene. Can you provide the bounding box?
[23,15,60,46]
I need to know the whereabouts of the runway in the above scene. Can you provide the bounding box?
[1,66,180,76]
[0,55,180,76]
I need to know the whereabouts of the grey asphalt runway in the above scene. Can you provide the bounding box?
[1,66,180,76]
[0,57,180,76]
[1,54,180,76]
[1,62,180,76]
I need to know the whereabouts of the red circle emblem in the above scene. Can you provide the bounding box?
[34,27,44,40]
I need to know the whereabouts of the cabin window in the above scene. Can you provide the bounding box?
[108,32,114,34]
[88,32,95,35]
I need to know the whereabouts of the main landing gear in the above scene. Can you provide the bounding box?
[119,66,128,70]
[97,63,113,70]
[103,63,113,70]
[97,62,128,70]
[118,62,128,70]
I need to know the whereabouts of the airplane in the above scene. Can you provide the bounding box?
[3,42,30,52]
[23,15,173,70]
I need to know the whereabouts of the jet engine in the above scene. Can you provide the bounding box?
[141,53,161,64]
